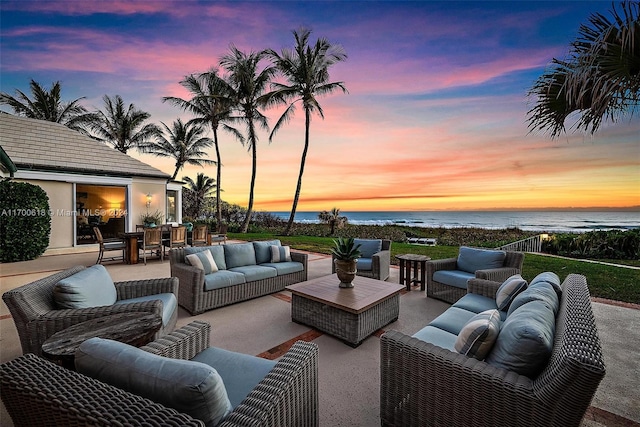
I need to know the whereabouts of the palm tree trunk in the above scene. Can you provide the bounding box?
[284,108,311,235]
[241,124,257,233]
[212,126,223,229]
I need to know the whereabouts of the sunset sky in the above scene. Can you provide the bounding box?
[1,1,638,212]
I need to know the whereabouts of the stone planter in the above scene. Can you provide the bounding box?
[335,259,357,288]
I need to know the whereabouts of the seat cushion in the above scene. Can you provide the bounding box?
[224,243,257,268]
[357,258,373,271]
[185,246,227,270]
[412,325,457,352]
[186,250,219,274]
[260,261,304,275]
[204,271,247,291]
[354,239,382,258]
[228,265,277,282]
[192,346,277,409]
[496,274,528,311]
[433,269,474,289]
[508,281,560,317]
[76,338,232,427]
[115,293,177,327]
[453,293,507,320]
[429,307,477,336]
[485,300,556,378]
[53,265,117,309]
[454,309,501,360]
[270,245,291,262]
[252,240,282,264]
[456,246,506,274]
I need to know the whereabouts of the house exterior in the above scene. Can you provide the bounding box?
[0,113,182,253]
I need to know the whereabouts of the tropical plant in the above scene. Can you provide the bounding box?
[0,79,93,132]
[330,237,362,261]
[527,1,640,138]
[318,207,348,235]
[139,118,215,180]
[220,46,277,233]
[86,94,160,154]
[265,27,348,235]
[163,70,242,227]
[182,173,216,219]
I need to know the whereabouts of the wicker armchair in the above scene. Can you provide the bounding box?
[0,321,319,427]
[331,239,392,281]
[2,266,178,356]
[380,274,606,427]
[426,249,524,303]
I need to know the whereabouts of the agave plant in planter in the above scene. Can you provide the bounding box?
[331,237,362,288]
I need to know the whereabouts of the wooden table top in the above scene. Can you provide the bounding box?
[286,274,404,314]
[395,254,431,262]
[42,312,162,358]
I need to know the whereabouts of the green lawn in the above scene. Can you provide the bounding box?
[230,232,640,304]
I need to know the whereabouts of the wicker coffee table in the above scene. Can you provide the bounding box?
[286,274,404,347]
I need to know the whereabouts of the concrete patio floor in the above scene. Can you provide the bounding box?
[1,243,638,426]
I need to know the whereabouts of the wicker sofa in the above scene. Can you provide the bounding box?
[426,246,524,303]
[380,273,606,427]
[169,240,308,315]
[2,265,178,356]
[0,321,319,427]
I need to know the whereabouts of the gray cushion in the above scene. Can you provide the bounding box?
[185,246,227,270]
[495,274,528,311]
[433,269,474,289]
[76,338,232,427]
[456,246,506,274]
[252,240,281,264]
[53,265,117,309]
[260,261,304,275]
[357,258,373,271]
[530,271,562,297]
[353,239,382,258]
[412,325,457,352]
[507,281,560,317]
[429,307,477,336]
[453,293,507,320]
[204,271,247,291]
[228,265,277,282]
[115,293,177,327]
[192,346,276,408]
[270,245,291,262]
[454,309,501,360]
[186,251,218,274]
[485,300,556,378]
[224,243,257,268]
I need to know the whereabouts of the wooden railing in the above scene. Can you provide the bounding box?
[496,234,547,253]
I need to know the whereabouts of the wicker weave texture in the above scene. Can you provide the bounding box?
[291,293,399,346]
[380,273,606,427]
[170,247,309,315]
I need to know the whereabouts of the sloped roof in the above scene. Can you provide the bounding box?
[0,113,170,179]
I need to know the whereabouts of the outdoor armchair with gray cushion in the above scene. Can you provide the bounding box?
[426,246,524,303]
[332,238,392,281]
[2,265,178,356]
[0,321,319,427]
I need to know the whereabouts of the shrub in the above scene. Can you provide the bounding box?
[543,230,640,260]
[0,179,51,262]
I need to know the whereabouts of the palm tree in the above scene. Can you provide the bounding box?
[139,118,215,180]
[0,79,93,132]
[163,70,241,228]
[527,1,639,138]
[318,207,348,235]
[87,94,160,154]
[265,27,348,235]
[220,46,277,233]
[182,173,216,219]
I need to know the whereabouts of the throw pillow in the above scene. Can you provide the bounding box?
[454,309,501,360]
[53,265,117,309]
[270,245,291,262]
[76,337,232,427]
[495,274,528,311]
[186,250,218,274]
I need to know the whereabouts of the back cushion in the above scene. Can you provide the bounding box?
[507,281,559,317]
[530,271,562,297]
[353,239,382,258]
[76,337,232,427]
[53,265,117,309]
[224,243,257,268]
[456,246,506,274]
[252,240,281,264]
[485,300,556,378]
[185,246,227,270]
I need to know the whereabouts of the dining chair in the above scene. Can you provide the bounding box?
[93,227,126,264]
[140,227,163,265]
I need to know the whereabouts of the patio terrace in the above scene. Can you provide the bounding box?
[1,244,638,426]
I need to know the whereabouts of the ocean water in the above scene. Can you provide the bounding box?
[270,210,640,233]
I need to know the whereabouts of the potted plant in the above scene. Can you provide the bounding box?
[331,237,362,288]
[141,210,164,228]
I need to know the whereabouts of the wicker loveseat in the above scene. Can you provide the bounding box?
[0,321,319,427]
[426,246,524,303]
[2,265,178,356]
[380,273,606,427]
[169,240,308,315]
